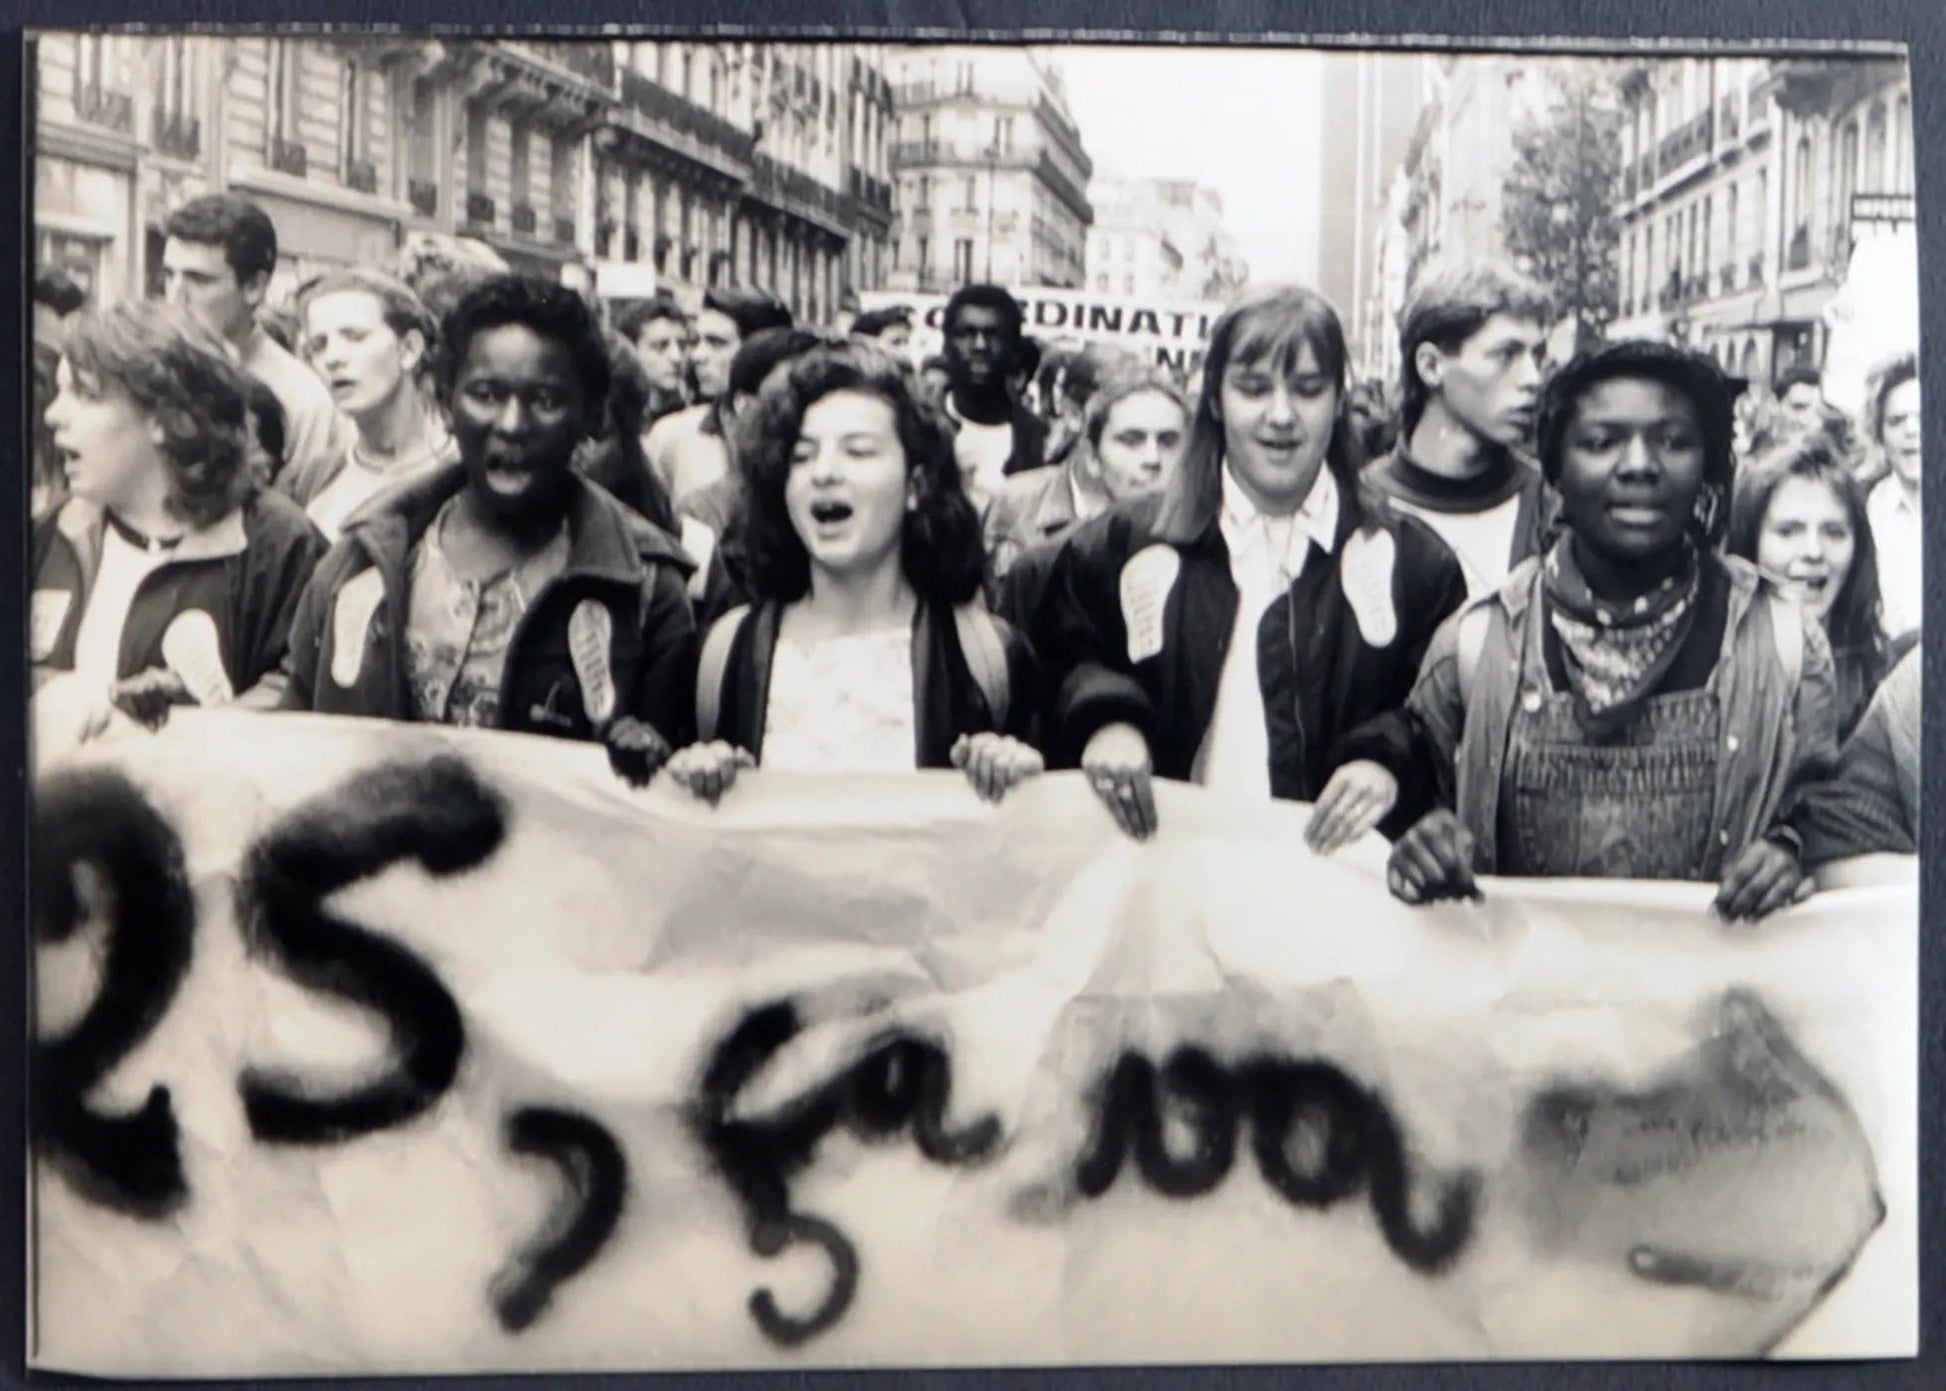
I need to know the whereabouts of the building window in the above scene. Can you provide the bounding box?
[465,102,489,201]
[1124,273,1135,295]
[1790,133,1812,237]
[962,175,977,212]
[340,60,372,185]
[1835,119,1860,228]
[408,77,438,185]
[995,114,1013,153]
[916,234,930,272]
[954,237,974,281]
[267,38,301,149]
[510,121,531,210]
[161,35,190,118]
[1892,95,1912,193]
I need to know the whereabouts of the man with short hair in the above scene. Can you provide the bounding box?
[1775,363,1828,429]
[1364,259,1556,596]
[616,297,691,429]
[940,284,1045,502]
[850,304,914,357]
[645,285,792,503]
[31,269,87,514]
[162,192,352,487]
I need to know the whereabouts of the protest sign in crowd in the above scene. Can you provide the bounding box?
[23,173,1925,1373]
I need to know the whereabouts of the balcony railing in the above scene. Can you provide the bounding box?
[409,178,439,216]
[1657,108,1714,177]
[848,166,894,215]
[269,137,308,178]
[77,84,134,133]
[151,107,200,159]
[466,191,496,226]
[520,39,616,91]
[1787,223,1812,271]
[346,158,379,194]
[748,152,849,226]
[512,202,539,235]
[618,67,754,167]
[554,215,576,245]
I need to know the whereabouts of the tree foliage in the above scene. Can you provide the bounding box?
[1500,63,1626,352]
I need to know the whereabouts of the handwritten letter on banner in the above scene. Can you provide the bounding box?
[29,711,1916,1376]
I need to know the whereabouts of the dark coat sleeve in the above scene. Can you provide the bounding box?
[1031,513,1160,765]
[628,561,700,748]
[235,498,329,701]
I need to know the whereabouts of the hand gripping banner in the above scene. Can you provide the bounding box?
[28,711,1916,1375]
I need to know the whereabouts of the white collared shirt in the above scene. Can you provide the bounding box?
[1867,474,1922,639]
[1192,464,1340,797]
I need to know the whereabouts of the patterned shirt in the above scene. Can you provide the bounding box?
[761,626,917,773]
[403,499,570,728]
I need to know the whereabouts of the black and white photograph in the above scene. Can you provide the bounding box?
[23,27,1922,1376]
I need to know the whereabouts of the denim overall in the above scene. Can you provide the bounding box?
[1496,603,1724,881]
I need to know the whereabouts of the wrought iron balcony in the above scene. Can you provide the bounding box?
[151,107,201,159]
[519,39,616,91]
[77,84,134,133]
[409,178,439,216]
[1657,108,1714,177]
[617,67,754,167]
[270,137,308,177]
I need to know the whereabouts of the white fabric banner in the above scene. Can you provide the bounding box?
[855,287,1225,374]
[29,711,1916,1375]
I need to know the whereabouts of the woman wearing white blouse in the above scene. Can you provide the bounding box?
[668,340,1043,804]
[1032,285,1469,845]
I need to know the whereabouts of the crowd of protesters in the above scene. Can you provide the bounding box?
[29,188,1924,920]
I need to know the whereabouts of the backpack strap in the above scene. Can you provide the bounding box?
[1767,593,1804,691]
[695,605,752,743]
[953,603,1011,732]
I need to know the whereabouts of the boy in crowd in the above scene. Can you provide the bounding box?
[1364,260,1556,596]
[645,285,792,503]
[162,192,353,487]
[617,297,692,429]
[940,284,1046,500]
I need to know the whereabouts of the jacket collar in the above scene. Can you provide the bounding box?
[1498,545,1762,628]
[340,461,695,584]
[56,495,249,570]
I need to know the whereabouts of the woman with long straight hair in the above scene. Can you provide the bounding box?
[666,338,1042,804]
[1032,284,1469,844]
[1726,430,1894,741]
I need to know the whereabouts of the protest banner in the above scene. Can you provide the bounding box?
[29,711,1916,1376]
[854,288,1227,376]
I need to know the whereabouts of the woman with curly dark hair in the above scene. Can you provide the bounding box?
[32,301,325,741]
[666,339,1042,805]
[1728,430,1894,741]
[279,275,697,786]
[1375,340,1840,922]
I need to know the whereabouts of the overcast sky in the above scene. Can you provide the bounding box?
[1048,45,1327,287]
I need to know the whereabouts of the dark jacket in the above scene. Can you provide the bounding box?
[1796,644,1919,866]
[699,598,1039,768]
[31,490,326,699]
[1033,486,1469,803]
[281,463,698,746]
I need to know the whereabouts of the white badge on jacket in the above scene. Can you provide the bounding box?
[678,516,717,603]
[330,569,386,688]
[161,610,234,706]
[30,589,72,661]
[569,598,617,725]
[1120,545,1180,664]
[1339,528,1398,648]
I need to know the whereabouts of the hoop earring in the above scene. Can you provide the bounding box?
[1693,484,1721,538]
